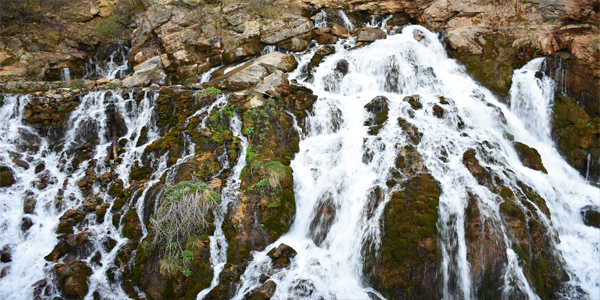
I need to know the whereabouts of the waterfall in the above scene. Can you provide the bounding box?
[60,68,71,81]
[338,10,354,30]
[84,45,130,80]
[508,59,600,298]
[230,25,599,299]
[314,10,328,28]
[0,90,162,299]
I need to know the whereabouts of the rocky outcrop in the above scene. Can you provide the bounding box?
[357,27,386,43]
[207,52,297,91]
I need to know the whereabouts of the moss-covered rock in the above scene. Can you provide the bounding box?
[364,95,389,135]
[447,31,541,100]
[581,205,600,228]
[58,261,92,300]
[513,142,548,173]
[551,93,600,182]
[122,210,142,242]
[498,182,563,299]
[0,166,16,187]
[370,174,442,299]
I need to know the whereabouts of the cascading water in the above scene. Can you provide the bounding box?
[197,112,249,299]
[84,45,130,80]
[314,10,328,28]
[0,90,165,299]
[230,25,599,299]
[60,68,71,81]
[338,10,355,30]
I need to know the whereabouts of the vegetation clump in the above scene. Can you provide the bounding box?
[150,181,220,277]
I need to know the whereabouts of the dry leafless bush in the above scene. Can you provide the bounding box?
[150,181,221,276]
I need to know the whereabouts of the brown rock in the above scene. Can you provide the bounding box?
[249,280,277,300]
[266,243,297,268]
[0,166,16,188]
[513,142,548,173]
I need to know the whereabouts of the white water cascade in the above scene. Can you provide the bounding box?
[230,25,600,299]
[0,90,176,299]
[84,45,130,80]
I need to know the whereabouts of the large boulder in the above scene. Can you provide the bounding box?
[255,70,289,97]
[122,56,163,88]
[266,243,297,268]
[208,52,297,91]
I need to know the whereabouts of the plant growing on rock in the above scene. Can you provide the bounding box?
[150,181,220,277]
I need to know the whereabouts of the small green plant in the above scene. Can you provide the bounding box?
[70,83,83,89]
[256,178,270,188]
[58,106,65,112]
[244,126,255,136]
[42,85,50,91]
[179,65,187,70]
[181,250,195,264]
[106,82,117,89]
[263,20,268,25]
[196,87,222,98]
[141,241,152,255]
[246,145,259,162]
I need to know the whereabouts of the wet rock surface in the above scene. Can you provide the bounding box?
[266,243,298,268]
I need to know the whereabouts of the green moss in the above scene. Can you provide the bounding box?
[122,210,142,241]
[373,174,441,298]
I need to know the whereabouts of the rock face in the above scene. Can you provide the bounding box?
[551,94,600,182]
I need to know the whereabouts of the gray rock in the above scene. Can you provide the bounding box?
[261,19,312,44]
[208,52,297,91]
[357,27,387,42]
[224,64,270,90]
[255,70,289,95]
[147,6,172,27]
[122,56,163,88]
[133,56,161,72]
[201,24,218,37]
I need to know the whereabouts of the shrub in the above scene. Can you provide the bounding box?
[0,0,67,28]
[150,181,220,277]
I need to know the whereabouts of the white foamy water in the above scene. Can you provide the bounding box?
[230,25,599,299]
